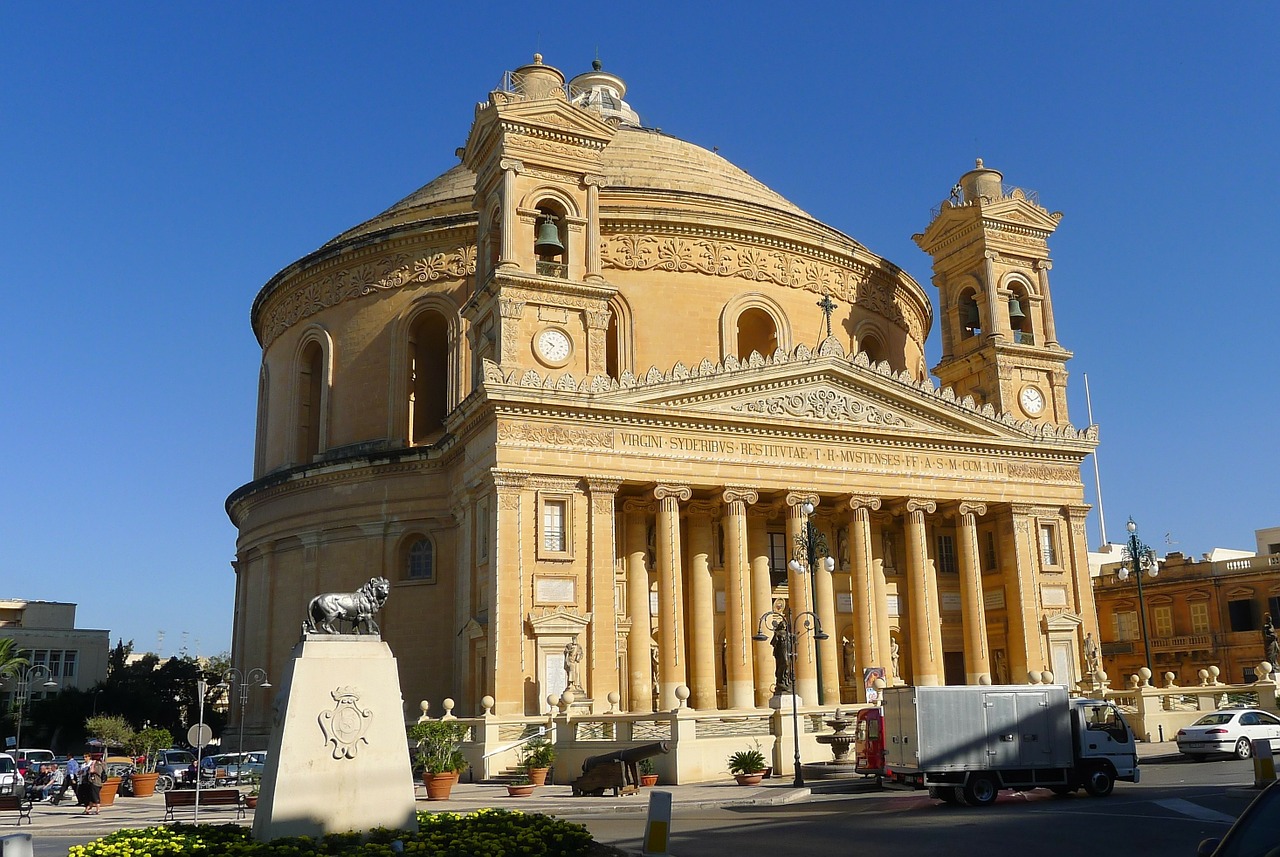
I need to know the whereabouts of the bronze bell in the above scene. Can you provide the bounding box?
[535,216,564,256]
[964,299,981,329]
[1008,295,1026,330]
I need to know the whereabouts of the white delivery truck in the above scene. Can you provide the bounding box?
[880,684,1139,806]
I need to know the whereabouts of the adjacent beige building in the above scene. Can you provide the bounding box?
[227,55,1100,731]
[0,599,109,703]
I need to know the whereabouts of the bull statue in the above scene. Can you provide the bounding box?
[304,577,391,635]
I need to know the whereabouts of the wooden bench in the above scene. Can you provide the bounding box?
[162,788,245,821]
[0,793,34,826]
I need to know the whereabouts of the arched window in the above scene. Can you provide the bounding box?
[859,333,885,366]
[1008,282,1034,345]
[483,209,501,279]
[959,289,982,339]
[408,310,449,445]
[534,203,567,278]
[606,311,620,379]
[406,537,435,583]
[736,307,778,359]
[296,339,325,463]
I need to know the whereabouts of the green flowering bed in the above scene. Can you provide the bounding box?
[68,809,610,857]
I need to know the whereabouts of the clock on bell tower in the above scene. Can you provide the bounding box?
[913,160,1073,425]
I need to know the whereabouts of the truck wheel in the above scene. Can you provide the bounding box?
[1083,768,1114,797]
[962,774,999,807]
[1048,785,1074,796]
[930,786,962,805]
[1235,738,1253,760]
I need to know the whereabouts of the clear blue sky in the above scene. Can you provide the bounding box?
[2,4,1276,657]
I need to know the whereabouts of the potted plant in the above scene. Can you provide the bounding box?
[124,726,174,797]
[245,778,261,809]
[85,715,135,805]
[518,735,555,786]
[506,771,535,798]
[638,757,659,787]
[408,720,469,800]
[727,745,768,786]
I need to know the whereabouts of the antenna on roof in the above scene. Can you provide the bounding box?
[1165,533,1179,546]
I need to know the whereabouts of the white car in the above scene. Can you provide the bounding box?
[1176,709,1280,759]
[0,753,18,794]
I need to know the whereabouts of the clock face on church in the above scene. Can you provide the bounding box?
[534,328,572,367]
[1019,385,1046,416]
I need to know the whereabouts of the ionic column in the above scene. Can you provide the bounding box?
[904,498,941,686]
[847,496,882,701]
[654,484,691,709]
[623,499,653,713]
[584,175,605,281]
[722,488,758,709]
[491,469,529,706]
[497,158,522,268]
[956,502,990,685]
[983,251,1006,342]
[1035,260,1058,347]
[747,506,774,707]
[686,500,718,711]
[586,478,622,704]
[786,492,819,702]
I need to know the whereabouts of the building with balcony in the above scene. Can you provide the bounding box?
[1094,535,1280,685]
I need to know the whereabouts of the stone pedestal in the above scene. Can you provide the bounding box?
[252,636,417,841]
[768,693,803,710]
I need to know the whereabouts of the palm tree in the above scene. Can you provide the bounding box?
[0,637,29,681]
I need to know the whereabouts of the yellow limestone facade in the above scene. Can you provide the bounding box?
[228,56,1100,734]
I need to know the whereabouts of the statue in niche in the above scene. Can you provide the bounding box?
[842,638,857,682]
[889,637,901,679]
[1264,615,1280,667]
[563,638,584,694]
[994,649,1009,684]
[837,529,850,571]
[882,531,897,572]
[770,619,794,694]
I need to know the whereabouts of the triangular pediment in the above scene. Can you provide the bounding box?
[981,197,1063,232]
[496,99,617,143]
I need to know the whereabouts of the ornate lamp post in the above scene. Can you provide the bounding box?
[787,502,836,704]
[4,664,57,750]
[220,668,271,779]
[1117,517,1158,680]
[753,608,828,788]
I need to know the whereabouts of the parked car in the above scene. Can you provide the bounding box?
[0,753,19,795]
[1177,709,1280,759]
[1198,778,1280,856]
[14,749,55,779]
[204,751,267,784]
[151,749,196,792]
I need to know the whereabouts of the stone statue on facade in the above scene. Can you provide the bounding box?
[563,638,584,693]
[889,638,901,679]
[1264,615,1280,667]
[304,577,391,635]
[1084,632,1101,676]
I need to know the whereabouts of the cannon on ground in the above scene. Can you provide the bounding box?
[571,741,671,796]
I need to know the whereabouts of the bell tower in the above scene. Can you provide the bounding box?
[459,55,622,382]
[914,160,1072,425]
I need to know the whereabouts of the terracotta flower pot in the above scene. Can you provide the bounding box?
[527,767,550,786]
[423,771,459,801]
[507,783,535,797]
[245,795,258,809]
[734,772,765,786]
[129,772,160,798]
[640,774,659,787]
[99,778,121,806]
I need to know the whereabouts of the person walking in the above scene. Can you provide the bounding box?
[52,756,81,805]
[80,758,103,814]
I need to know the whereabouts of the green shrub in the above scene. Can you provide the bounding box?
[67,809,599,856]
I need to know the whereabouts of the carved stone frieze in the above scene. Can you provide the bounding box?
[259,246,476,347]
[729,388,909,428]
[497,422,615,449]
[1005,463,1079,483]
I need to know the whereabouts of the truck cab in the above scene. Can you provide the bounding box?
[1070,698,1140,789]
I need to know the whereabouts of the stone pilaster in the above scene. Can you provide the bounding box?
[491,469,529,707]
[585,477,622,704]
[747,505,775,707]
[622,499,653,712]
[686,500,718,710]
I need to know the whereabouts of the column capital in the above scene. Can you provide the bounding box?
[957,501,988,519]
[785,491,819,512]
[499,157,524,173]
[1035,259,1053,272]
[846,495,882,513]
[584,476,623,496]
[621,498,654,515]
[491,469,530,492]
[685,500,719,519]
[584,309,611,331]
[722,487,759,507]
[653,484,692,503]
[582,173,607,188]
[905,498,937,515]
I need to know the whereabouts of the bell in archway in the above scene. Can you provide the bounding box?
[1008,295,1026,330]
[535,216,564,257]
[964,299,981,329]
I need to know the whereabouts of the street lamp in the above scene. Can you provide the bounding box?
[1117,517,1158,681]
[4,664,57,750]
[753,608,828,788]
[220,668,271,779]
